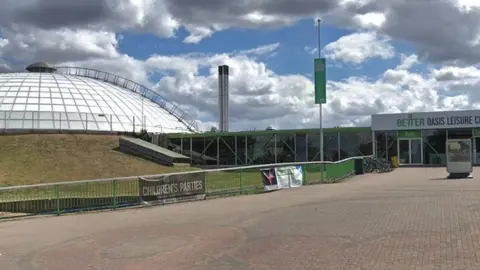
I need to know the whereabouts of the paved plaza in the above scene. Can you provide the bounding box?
[2,168,480,269]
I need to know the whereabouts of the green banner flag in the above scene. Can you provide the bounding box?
[314,58,326,104]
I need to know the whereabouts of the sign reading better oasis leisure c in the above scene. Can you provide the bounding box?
[371,110,480,131]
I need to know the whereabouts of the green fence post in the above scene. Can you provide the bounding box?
[321,163,325,183]
[303,165,307,185]
[55,184,60,215]
[137,177,142,204]
[240,169,244,194]
[205,172,209,195]
[85,182,89,210]
[112,180,117,210]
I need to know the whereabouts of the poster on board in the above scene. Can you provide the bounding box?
[261,168,279,191]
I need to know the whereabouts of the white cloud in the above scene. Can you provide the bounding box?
[304,46,318,56]
[0,38,8,48]
[236,43,280,57]
[0,0,480,63]
[431,66,480,81]
[168,0,480,64]
[183,25,215,44]
[0,27,119,64]
[1,1,480,132]
[454,0,480,11]
[324,32,395,64]
[352,12,386,29]
[55,46,480,131]
[396,54,419,70]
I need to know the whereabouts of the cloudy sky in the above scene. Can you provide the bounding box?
[1,0,480,131]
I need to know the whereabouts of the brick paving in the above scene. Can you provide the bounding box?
[2,168,480,269]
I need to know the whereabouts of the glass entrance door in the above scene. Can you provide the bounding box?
[398,140,410,164]
[475,137,480,164]
[398,139,423,165]
[410,139,423,164]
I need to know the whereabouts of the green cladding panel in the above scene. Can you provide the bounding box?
[397,130,422,138]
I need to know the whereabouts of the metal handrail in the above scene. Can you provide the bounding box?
[0,155,370,191]
[54,66,199,132]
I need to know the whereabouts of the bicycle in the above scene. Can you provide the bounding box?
[363,156,395,173]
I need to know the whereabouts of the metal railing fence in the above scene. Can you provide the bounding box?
[0,156,370,219]
[0,110,192,134]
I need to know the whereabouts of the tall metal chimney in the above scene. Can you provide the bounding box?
[218,65,229,132]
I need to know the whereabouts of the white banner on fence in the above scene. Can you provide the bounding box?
[261,166,303,191]
[276,166,303,189]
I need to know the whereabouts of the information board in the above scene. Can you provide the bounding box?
[446,139,472,175]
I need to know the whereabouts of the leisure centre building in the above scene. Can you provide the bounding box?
[166,110,480,166]
[1,63,479,167]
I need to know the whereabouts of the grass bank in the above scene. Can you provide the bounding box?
[0,134,197,187]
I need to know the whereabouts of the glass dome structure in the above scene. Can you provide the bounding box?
[0,65,198,133]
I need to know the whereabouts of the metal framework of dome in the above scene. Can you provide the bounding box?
[0,64,198,133]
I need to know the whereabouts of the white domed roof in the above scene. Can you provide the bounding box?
[0,67,197,133]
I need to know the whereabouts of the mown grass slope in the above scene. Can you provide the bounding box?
[0,134,196,186]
